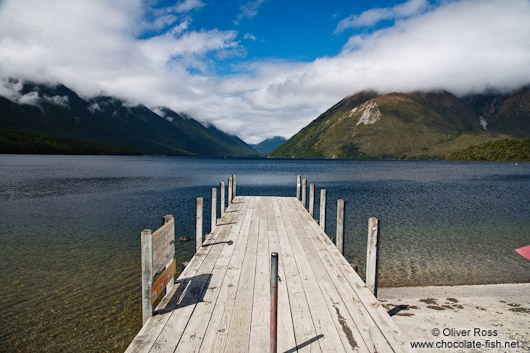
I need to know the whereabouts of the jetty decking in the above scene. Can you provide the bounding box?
[126,195,408,353]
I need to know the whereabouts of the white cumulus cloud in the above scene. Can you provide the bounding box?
[0,0,529,144]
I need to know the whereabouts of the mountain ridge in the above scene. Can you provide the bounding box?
[270,86,529,159]
[0,79,261,157]
[250,136,287,154]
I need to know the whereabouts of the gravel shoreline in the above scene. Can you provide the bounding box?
[379,283,530,352]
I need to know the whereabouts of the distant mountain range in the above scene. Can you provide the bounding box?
[0,79,261,157]
[270,87,530,160]
[250,136,286,154]
[3,79,528,160]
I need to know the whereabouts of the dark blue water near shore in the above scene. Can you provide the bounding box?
[1,155,529,352]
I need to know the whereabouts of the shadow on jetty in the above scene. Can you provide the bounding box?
[284,334,324,353]
[203,240,233,247]
[154,273,212,315]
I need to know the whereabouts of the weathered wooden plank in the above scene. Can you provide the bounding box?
[281,197,350,353]
[151,259,176,304]
[152,217,174,276]
[265,194,277,232]
[273,198,322,353]
[286,198,381,353]
[247,198,271,353]
[172,197,254,353]
[366,217,379,297]
[197,197,258,353]
[289,199,394,353]
[268,198,297,353]
[294,199,409,352]
[225,197,263,353]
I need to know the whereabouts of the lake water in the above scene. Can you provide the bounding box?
[1,155,529,352]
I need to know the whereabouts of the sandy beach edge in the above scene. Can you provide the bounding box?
[379,283,530,352]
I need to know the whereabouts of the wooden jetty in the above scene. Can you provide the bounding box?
[126,176,409,353]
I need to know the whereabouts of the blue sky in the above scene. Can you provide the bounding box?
[142,0,430,74]
[1,0,529,143]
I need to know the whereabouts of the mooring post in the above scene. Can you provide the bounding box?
[309,183,315,217]
[296,175,301,200]
[211,188,217,233]
[141,229,153,325]
[336,199,345,254]
[302,178,307,209]
[270,252,279,353]
[228,177,233,206]
[220,182,225,215]
[196,197,203,252]
[232,173,236,200]
[366,217,379,297]
[320,189,326,232]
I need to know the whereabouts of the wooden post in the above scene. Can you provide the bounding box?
[163,215,175,292]
[309,183,315,217]
[232,173,236,200]
[141,229,153,325]
[366,217,379,297]
[336,199,345,254]
[196,197,203,252]
[211,188,217,233]
[320,189,326,232]
[270,252,279,353]
[301,178,307,209]
[296,175,301,200]
[228,177,232,206]
[220,182,225,215]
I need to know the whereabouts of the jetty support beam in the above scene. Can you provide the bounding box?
[228,177,233,206]
[196,197,203,252]
[320,189,326,232]
[296,175,301,200]
[336,199,345,254]
[309,183,315,217]
[302,179,307,209]
[141,229,153,325]
[220,182,225,215]
[211,188,217,233]
[366,217,379,297]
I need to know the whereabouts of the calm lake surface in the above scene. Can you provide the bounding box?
[1,155,529,352]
